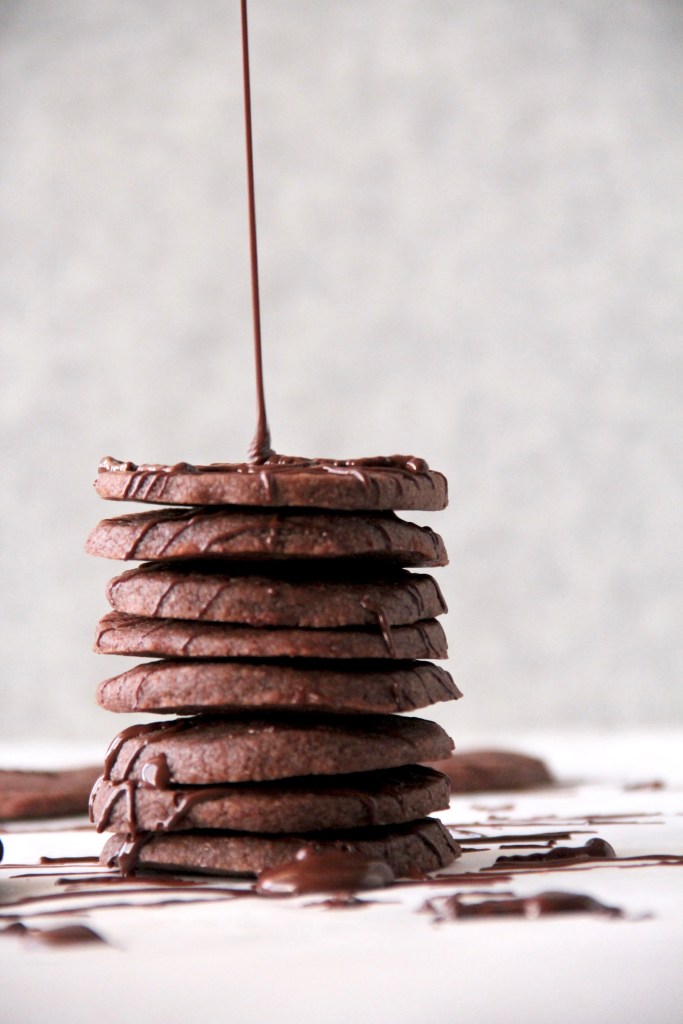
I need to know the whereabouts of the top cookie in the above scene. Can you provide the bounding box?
[94,455,448,511]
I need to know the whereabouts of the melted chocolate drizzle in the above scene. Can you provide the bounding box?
[240,0,272,464]
[360,596,397,656]
[424,890,625,922]
[255,847,395,896]
[97,454,437,510]
[495,838,616,866]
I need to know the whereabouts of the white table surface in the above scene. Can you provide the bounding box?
[1,730,682,1024]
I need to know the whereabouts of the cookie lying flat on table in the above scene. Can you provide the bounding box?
[0,766,101,821]
[425,749,554,792]
[97,658,461,715]
[94,455,448,511]
[90,764,451,834]
[94,612,448,661]
[85,507,447,567]
[101,817,460,877]
[106,562,447,627]
[104,714,453,785]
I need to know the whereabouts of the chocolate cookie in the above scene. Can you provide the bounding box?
[97,659,461,715]
[94,612,448,661]
[101,817,460,877]
[425,750,554,792]
[103,714,454,785]
[85,507,447,567]
[95,455,448,511]
[106,562,447,628]
[90,764,451,834]
[0,766,101,821]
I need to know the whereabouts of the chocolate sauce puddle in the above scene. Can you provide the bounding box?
[423,891,626,923]
[495,838,616,866]
[255,847,395,896]
[449,831,582,844]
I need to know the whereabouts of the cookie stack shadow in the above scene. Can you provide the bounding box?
[87,456,462,877]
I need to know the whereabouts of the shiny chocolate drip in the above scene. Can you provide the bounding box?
[109,833,154,878]
[425,890,624,922]
[360,597,397,656]
[98,455,437,507]
[495,837,616,866]
[255,847,395,896]
[141,754,172,791]
[101,718,195,784]
[92,779,137,834]
[241,0,272,463]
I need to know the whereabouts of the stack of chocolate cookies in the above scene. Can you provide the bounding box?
[87,455,461,878]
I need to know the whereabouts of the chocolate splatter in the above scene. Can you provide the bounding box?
[424,890,625,922]
[495,838,616,866]
[255,847,394,896]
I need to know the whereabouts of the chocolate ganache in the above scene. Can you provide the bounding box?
[94,455,448,510]
[255,847,395,896]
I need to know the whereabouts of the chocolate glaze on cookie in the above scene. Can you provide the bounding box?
[95,455,448,511]
[255,847,396,895]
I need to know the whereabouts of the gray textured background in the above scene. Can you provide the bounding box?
[1,0,681,744]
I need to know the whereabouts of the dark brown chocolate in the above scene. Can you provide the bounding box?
[240,0,271,465]
[424,890,624,921]
[94,455,448,511]
[255,847,394,895]
[495,838,616,866]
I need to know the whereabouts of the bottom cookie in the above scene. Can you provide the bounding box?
[101,817,460,878]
